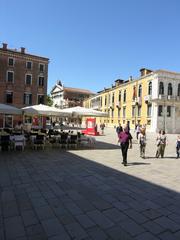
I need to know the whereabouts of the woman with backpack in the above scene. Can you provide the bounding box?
[138,127,146,158]
[155,130,167,158]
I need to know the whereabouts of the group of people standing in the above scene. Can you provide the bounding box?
[116,123,180,166]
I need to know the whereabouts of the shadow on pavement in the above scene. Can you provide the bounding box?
[0,149,180,239]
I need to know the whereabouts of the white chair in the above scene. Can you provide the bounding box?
[13,135,25,151]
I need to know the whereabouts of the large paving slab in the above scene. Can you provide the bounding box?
[0,128,180,239]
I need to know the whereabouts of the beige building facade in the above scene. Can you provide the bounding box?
[83,68,180,133]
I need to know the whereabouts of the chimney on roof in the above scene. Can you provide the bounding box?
[21,47,25,54]
[129,76,133,81]
[114,79,124,87]
[140,68,153,77]
[2,43,7,50]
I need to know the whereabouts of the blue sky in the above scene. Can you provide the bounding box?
[1,0,180,93]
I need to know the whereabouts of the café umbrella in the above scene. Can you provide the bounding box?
[22,104,69,116]
[61,106,108,117]
[0,103,22,115]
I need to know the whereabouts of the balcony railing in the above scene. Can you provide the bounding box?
[144,95,152,103]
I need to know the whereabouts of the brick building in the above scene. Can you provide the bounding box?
[0,43,49,127]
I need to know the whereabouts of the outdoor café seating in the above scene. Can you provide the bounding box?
[33,134,45,150]
[0,135,10,151]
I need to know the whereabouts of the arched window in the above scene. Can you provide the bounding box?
[133,86,136,100]
[138,84,142,97]
[177,84,180,96]
[118,91,121,102]
[159,82,164,95]
[148,82,152,95]
[112,93,114,103]
[168,83,173,96]
[123,90,126,102]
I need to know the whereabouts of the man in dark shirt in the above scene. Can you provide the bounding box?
[118,125,132,166]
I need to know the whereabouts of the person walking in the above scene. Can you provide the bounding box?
[135,124,141,140]
[116,123,123,135]
[176,135,180,159]
[138,128,146,158]
[156,130,167,158]
[100,123,105,135]
[118,125,132,166]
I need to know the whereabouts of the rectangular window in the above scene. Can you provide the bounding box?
[26,61,32,69]
[38,76,44,86]
[4,115,13,128]
[39,63,45,72]
[6,92,13,104]
[111,109,114,118]
[24,93,32,105]
[38,95,44,104]
[132,106,135,117]
[167,106,171,117]
[25,74,32,85]
[8,58,14,66]
[7,71,14,82]
[147,104,152,117]
[118,108,120,118]
[158,105,163,117]
[105,96,107,106]
[138,106,141,117]
[123,107,126,118]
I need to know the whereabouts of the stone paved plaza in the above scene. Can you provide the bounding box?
[0,128,180,240]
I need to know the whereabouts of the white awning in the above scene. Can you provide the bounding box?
[61,106,108,117]
[22,104,70,116]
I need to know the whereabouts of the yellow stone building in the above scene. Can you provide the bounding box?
[83,68,180,133]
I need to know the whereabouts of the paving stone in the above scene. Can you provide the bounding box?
[0,228,5,240]
[142,209,163,220]
[1,190,15,202]
[142,220,164,234]
[154,216,180,232]
[87,226,109,240]
[120,219,145,237]
[91,199,112,211]
[63,202,83,216]
[28,235,47,240]
[48,234,70,240]
[158,231,179,240]
[106,225,132,240]
[65,222,88,239]
[74,199,95,212]
[134,232,160,240]
[21,209,39,227]
[103,208,128,223]
[58,212,76,225]
[168,213,180,224]
[75,214,96,228]
[35,205,55,220]
[2,201,19,218]
[30,197,48,208]
[41,218,67,237]
[87,210,114,229]
[26,224,45,237]
[17,198,32,211]
[112,201,130,211]
[4,216,26,239]
[124,209,148,224]
[65,189,83,200]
